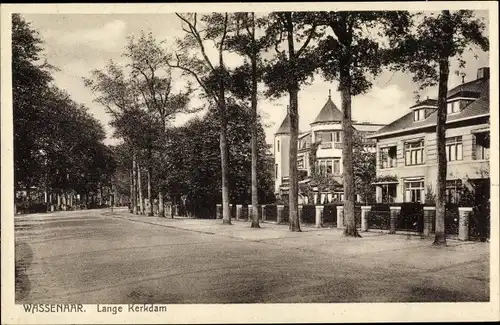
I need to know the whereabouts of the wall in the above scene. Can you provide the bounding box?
[375,119,490,203]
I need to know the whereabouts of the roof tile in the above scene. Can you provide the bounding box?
[311,98,343,124]
[372,78,489,138]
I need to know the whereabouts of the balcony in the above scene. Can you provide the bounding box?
[380,159,397,169]
[319,142,343,150]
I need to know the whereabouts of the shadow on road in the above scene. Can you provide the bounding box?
[15,241,33,301]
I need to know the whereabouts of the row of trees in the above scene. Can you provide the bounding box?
[84,11,487,247]
[160,11,487,247]
[13,14,116,212]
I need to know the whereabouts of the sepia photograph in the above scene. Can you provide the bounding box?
[1,2,499,324]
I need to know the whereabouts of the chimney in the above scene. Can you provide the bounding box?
[477,67,490,80]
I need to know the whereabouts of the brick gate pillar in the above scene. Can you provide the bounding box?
[277,205,284,224]
[361,206,371,232]
[336,206,344,229]
[236,204,242,221]
[216,204,222,219]
[389,206,401,234]
[423,206,436,237]
[261,205,267,222]
[315,205,324,228]
[458,207,472,241]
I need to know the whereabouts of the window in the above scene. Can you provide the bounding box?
[316,131,333,142]
[275,164,279,179]
[277,140,280,152]
[405,180,424,203]
[333,160,340,175]
[317,159,341,176]
[380,146,397,168]
[381,184,397,203]
[446,136,463,161]
[474,133,490,160]
[413,109,425,121]
[447,100,460,114]
[446,180,462,204]
[333,131,341,143]
[316,131,342,149]
[404,140,424,166]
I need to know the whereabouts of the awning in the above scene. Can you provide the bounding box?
[372,181,399,185]
[471,127,489,134]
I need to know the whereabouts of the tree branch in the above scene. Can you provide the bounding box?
[296,24,317,57]
[176,13,216,73]
[169,53,219,104]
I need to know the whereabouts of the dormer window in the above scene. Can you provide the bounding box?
[413,108,425,122]
[447,100,460,115]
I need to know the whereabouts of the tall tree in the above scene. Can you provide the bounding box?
[160,102,274,217]
[263,12,319,232]
[170,13,233,224]
[313,11,411,236]
[388,10,488,246]
[124,31,192,216]
[225,12,268,228]
[84,61,142,214]
[12,13,53,198]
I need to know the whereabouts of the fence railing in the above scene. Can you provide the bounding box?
[208,203,488,241]
[367,210,391,230]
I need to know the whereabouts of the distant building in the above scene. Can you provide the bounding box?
[368,67,490,204]
[274,91,385,203]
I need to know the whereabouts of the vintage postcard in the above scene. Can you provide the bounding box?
[1,2,499,324]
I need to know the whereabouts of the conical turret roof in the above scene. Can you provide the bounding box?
[311,92,343,125]
[276,112,290,135]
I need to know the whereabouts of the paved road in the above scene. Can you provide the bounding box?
[15,209,489,303]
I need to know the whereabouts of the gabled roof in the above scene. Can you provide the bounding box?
[447,77,485,98]
[298,132,311,139]
[370,79,489,139]
[276,113,290,135]
[409,98,438,109]
[311,97,343,125]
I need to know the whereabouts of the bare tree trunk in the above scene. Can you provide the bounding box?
[250,13,260,229]
[219,13,231,225]
[129,168,134,213]
[341,82,360,237]
[147,165,153,216]
[433,57,450,246]
[26,185,31,204]
[285,12,301,232]
[220,124,231,225]
[158,189,164,217]
[137,162,144,215]
[132,154,138,215]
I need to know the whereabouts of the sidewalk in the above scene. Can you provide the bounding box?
[109,211,332,241]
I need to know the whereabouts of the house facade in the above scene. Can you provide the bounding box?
[274,91,384,203]
[368,67,490,204]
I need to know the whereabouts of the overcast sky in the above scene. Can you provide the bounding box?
[22,11,489,146]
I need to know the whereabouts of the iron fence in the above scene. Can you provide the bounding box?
[367,210,391,230]
[322,205,337,227]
